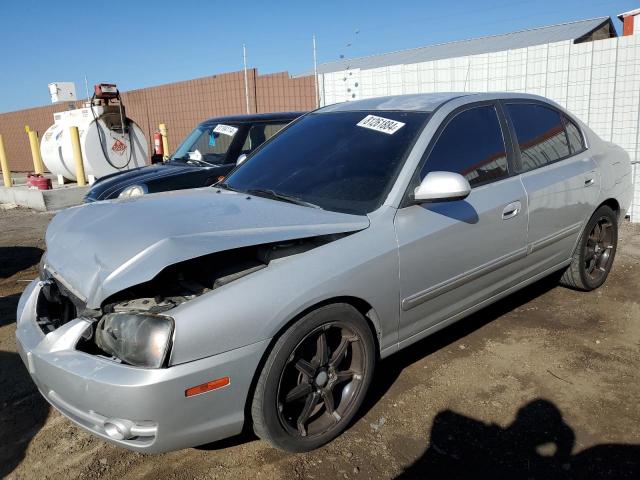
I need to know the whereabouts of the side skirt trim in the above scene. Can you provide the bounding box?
[401,247,528,311]
[528,222,582,254]
[394,259,572,353]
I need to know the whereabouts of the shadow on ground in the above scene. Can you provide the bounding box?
[0,293,21,327]
[357,272,563,422]
[0,351,49,479]
[0,246,43,279]
[396,398,639,479]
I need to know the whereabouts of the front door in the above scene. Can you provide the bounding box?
[395,103,529,344]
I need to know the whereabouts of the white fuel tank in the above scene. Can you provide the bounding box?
[41,105,147,181]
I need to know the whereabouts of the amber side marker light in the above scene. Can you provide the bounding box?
[185,376,231,397]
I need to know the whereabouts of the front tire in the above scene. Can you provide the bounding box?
[251,303,376,452]
[560,205,618,291]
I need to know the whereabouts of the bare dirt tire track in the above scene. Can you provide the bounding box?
[1,207,639,479]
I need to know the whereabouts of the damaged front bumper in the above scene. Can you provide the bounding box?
[15,280,269,453]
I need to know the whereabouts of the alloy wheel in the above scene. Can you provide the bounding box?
[584,216,614,283]
[276,323,366,438]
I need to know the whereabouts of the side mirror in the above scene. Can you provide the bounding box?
[414,171,471,203]
[150,153,164,164]
[236,153,248,166]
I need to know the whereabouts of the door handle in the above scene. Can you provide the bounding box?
[502,201,521,220]
[584,178,595,187]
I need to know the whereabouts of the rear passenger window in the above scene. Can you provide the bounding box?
[506,103,570,171]
[421,105,508,187]
[563,116,585,154]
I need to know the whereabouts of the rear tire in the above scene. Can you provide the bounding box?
[560,205,618,291]
[251,303,376,452]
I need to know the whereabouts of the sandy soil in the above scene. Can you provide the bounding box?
[1,207,638,479]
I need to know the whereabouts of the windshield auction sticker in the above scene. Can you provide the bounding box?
[213,124,238,136]
[357,115,405,134]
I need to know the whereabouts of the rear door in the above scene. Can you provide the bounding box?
[395,102,529,343]
[503,102,600,275]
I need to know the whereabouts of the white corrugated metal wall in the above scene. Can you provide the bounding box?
[319,35,640,222]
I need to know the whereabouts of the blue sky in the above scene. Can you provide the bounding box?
[0,0,637,112]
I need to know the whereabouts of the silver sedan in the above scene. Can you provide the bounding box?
[16,93,633,453]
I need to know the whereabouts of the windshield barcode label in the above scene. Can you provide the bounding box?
[357,115,405,135]
[213,124,238,136]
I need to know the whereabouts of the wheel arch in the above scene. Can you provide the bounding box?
[571,199,621,255]
[597,198,620,219]
[241,296,382,432]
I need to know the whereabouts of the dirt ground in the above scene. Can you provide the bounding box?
[0,207,638,480]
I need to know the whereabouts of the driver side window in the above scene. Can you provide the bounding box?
[240,123,288,155]
[421,105,508,187]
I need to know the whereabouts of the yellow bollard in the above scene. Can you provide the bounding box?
[159,123,170,160]
[27,129,45,175]
[69,126,86,186]
[0,134,12,187]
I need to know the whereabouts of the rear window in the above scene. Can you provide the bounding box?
[506,103,570,171]
[563,116,585,154]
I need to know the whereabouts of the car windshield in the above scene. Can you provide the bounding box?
[171,123,240,166]
[223,111,429,214]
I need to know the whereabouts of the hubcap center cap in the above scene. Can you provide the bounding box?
[315,370,328,387]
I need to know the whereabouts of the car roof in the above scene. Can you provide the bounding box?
[199,111,305,127]
[317,92,555,113]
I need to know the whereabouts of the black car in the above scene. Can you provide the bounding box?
[84,112,303,202]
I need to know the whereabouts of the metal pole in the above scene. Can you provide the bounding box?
[69,127,86,186]
[243,44,250,114]
[313,35,319,108]
[0,134,12,187]
[84,75,90,102]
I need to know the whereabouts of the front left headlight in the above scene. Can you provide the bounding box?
[95,313,174,368]
[118,185,146,198]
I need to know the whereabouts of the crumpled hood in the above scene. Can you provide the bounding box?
[45,188,369,308]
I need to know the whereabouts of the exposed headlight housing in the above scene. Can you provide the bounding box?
[118,185,146,198]
[38,252,48,280]
[95,313,174,368]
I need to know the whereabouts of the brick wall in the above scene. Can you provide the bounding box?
[120,70,260,158]
[0,104,62,172]
[256,72,317,113]
[0,69,315,172]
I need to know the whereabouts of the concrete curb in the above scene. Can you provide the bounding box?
[0,185,88,211]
